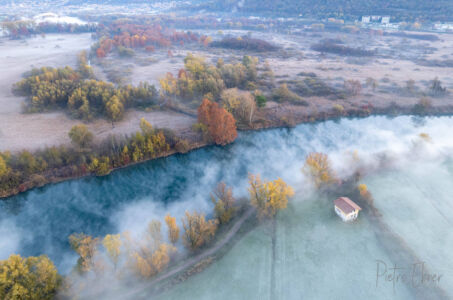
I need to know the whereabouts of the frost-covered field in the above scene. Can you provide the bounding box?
[364,161,453,297]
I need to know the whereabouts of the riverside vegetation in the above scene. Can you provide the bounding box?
[0,174,295,299]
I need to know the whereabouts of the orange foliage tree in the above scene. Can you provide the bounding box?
[197,99,237,145]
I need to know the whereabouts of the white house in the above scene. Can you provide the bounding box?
[381,16,390,24]
[334,197,361,222]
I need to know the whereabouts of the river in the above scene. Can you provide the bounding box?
[1,115,453,299]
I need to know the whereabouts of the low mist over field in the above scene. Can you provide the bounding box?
[1,0,453,299]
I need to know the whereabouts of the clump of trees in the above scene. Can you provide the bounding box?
[197,99,237,145]
[248,174,294,219]
[210,36,278,52]
[429,77,447,96]
[311,41,374,57]
[1,20,96,39]
[94,23,200,58]
[13,66,157,121]
[159,54,260,104]
[293,75,338,97]
[0,254,61,300]
[302,152,337,188]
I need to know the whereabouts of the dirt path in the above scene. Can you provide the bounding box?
[110,207,256,299]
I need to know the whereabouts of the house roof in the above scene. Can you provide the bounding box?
[334,197,362,214]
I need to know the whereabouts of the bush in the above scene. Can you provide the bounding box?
[255,95,267,107]
[272,84,307,105]
[117,46,135,57]
[311,41,374,57]
[210,36,278,52]
[175,139,191,153]
[413,97,432,114]
[333,104,345,114]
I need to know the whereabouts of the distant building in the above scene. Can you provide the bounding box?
[334,197,361,222]
[362,16,370,23]
[381,16,390,24]
[434,23,453,31]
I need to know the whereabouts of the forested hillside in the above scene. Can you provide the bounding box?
[199,0,453,22]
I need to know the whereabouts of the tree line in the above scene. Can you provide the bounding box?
[94,22,205,58]
[0,118,180,196]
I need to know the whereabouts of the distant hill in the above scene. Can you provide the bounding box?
[198,0,453,22]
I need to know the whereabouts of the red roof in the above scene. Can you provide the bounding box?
[334,197,361,214]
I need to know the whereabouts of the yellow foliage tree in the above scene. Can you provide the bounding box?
[151,244,176,273]
[140,117,154,136]
[0,254,61,300]
[0,155,8,177]
[105,95,124,121]
[358,184,368,197]
[165,214,180,244]
[211,182,236,224]
[248,174,294,219]
[182,211,218,251]
[302,152,337,188]
[69,233,100,273]
[68,124,93,150]
[131,243,176,278]
[102,234,122,269]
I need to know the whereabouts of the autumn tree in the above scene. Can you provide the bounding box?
[430,77,446,96]
[366,77,378,92]
[302,152,337,188]
[69,233,100,273]
[0,254,61,300]
[248,174,294,219]
[211,182,236,224]
[165,214,180,244]
[182,211,218,251]
[197,98,237,145]
[344,79,362,96]
[131,244,175,278]
[68,124,93,150]
[0,155,8,177]
[139,117,154,136]
[129,221,176,278]
[357,183,373,205]
[146,220,163,250]
[105,95,124,121]
[102,234,122,269]
[221,88,256,125]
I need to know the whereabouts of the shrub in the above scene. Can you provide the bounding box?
[175,139,191,153]
[255,94,267,107]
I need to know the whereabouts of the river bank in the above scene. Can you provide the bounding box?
[2,98,453,199]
